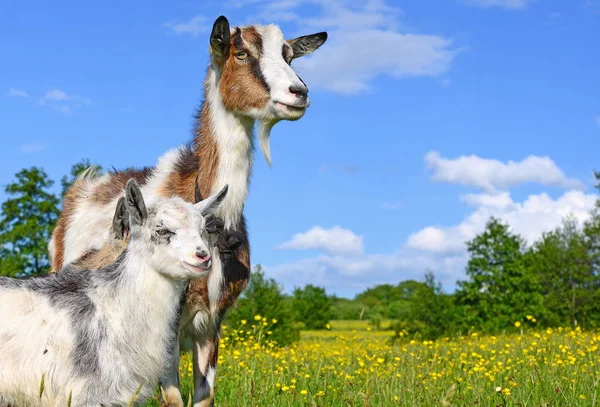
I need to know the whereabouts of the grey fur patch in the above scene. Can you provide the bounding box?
[0,252,127,377]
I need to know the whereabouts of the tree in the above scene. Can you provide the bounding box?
[0,167,60,277]
[292,284,332,330]
[225,265,300,345]
[455,217,544,333]
[330,296,365,320]
[60,158,103,197]
[529,217,600,328]
[392,271,456,340]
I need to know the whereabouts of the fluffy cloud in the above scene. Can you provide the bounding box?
[187,0,459,95]
[268,188,598,296]
[277,226,364,256]
[163,15,209,38]
[7,88,29,97]
[407,190,597,254]
[462,0,535,9]
[38,88,91,115]
[425,151,585,191]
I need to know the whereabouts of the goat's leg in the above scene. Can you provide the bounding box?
[159,331,184,407]
[192,334,219,407]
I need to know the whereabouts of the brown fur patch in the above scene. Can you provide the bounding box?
[51,179,89,272]
[219,27,270,113]
[67,237,129,271]
[159,147,198,201]
[92,168,153,205]
[194,101,220,200]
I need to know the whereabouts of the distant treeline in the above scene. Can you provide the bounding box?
[1,163,599,344]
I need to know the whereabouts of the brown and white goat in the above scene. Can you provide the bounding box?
[49,15,327,407]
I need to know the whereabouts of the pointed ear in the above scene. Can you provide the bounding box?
[111,197,130,239]
[194,184,228,217]
[125,179,148,226]
[210,15,231,60]
[287,32,328,59]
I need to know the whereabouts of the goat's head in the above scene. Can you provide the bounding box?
[124,179,228,280]
[209,15,328,165]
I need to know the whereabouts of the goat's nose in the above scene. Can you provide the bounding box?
[289,84,308,99]
[195,249,210,260]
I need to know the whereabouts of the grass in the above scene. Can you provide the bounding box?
[139,319,600,406]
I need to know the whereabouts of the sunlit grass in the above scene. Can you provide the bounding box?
[139,319,600,406]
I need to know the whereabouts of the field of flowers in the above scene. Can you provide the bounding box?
[145,319,600,406]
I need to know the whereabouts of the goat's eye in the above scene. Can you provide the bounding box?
[156,228,174,236]
[235,51,248,60]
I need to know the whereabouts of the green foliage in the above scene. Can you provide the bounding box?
[60,158,104,197]
[455,217,544,333]
[291,284,332,330]
[392,271,456,341]
[329,296,365,320]
[0,167,60,277]
[225,265,300,345]
[530,216,600,328]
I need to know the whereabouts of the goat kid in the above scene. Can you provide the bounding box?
[0,180,227,407]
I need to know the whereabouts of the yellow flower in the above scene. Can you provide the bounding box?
[281,386,289,392]
[241,320,247,325]
[300,390,308,395]
[272,319,278,324]
[514,321,521,328]
[501,388,511,396]
[326,324,331,330]
[254,315,262,321]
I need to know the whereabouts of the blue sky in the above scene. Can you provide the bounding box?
[1,0,599,297]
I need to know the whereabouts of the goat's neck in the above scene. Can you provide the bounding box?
[105,249,184,340]
[194,68,255,230]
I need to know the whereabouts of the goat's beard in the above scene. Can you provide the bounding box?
[258,119,279,166]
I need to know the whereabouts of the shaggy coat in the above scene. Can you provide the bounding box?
[48,15,327,407]
[0,181,227,407]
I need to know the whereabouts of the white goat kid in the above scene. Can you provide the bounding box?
[0,180,228,407]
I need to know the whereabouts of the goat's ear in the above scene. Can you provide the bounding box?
[210,15,231,61]
[287,32,328,59]
[194,184,228,216]
[125,179,148,226]
[111,197,130,239]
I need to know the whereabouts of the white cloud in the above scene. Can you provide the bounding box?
[221,0,460,95]
[266,187,598,296]
[19,141,46,153]
[163,15,209,38]
[407,190,597,254]
[425,151,585,191]
[265,248,467,296]
[277,225,364,256]
[38,88,91,115]
[463,0,535,9]
[41,89,68,102]
[7,88,29,97]
[594,114,600,127]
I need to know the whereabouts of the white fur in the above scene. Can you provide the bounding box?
[0,190,226,406]
[205,69,254,230]
[48,20,324,407]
